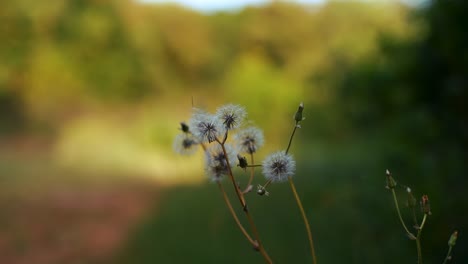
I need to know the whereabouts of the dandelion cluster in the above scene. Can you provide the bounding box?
[174,104,255,181]
[172,102,318,264]
[173,103,299,184]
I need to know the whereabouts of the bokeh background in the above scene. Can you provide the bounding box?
[0,0,466,263]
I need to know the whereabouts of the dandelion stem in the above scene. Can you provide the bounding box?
[416,214,428,264]
[285,121,299,155]
[411,207,419,228]
[263,179,272,189]
[443,246,454,264]
[217,182,256,246]
[218,136,273,263]
[285,117,317,264]
[289,177,317,264]
[391,189,416,239]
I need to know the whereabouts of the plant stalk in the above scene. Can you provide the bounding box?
[289,177,317,264]
[218,136,273,264]
[217,182,256,246]
[391,189,416,240]
[285,120,317,264]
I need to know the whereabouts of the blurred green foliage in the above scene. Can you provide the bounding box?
[1,0,467,263]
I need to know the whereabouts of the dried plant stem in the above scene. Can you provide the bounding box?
[286,121,317,264]
[217,182,256,246]
[289,177,317,264]
[218,138,273,264]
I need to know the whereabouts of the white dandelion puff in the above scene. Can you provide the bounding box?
[262,151,296,182]
[234,126,264,154]
[215,104,247,130]
[173,133,199,156]
[189,108,223,143]
[205,144,237,182]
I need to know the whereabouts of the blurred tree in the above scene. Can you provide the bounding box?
[0,1,33,133]
[325,0,468,260]
[50,0,150,100]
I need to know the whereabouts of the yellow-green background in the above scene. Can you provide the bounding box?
[0,0,466,263]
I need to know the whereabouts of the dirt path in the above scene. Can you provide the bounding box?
[0,182,159,264]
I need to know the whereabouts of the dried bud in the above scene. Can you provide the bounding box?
[448,231,458,247]
[237,155,248,170]
[420,195,432,215]
[180,122,190,133]
[294,102,305,123]
[256,185,269,196]
[406,187,417,208]
[385,169,397,189]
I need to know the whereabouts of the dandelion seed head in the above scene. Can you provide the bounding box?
[189,109,223,143]
[262,151,296,182]
[234,126,264,154]
[173,133,198,156]
[204,144,236,182]
[215,104,246,130]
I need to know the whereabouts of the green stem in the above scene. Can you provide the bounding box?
[411,207,419,228]
[245,154,256,189]
[416,214,428,264]
[443,246,453,264]
[285,120,317,264]
[391,189,416,240]
[289,177,317,264]
[285,121,298,155]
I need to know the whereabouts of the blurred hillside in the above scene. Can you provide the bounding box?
[0,0,413,182]
[0,0,467,263]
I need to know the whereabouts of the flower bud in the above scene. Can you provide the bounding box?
[385,169,397,189]
[420,195,431,215]
[406,187,417,208]
[448,231,458,247]
[237,155,248,170]
[256,185,269,196]
[180,122,190,133]
[294,102,305,123]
